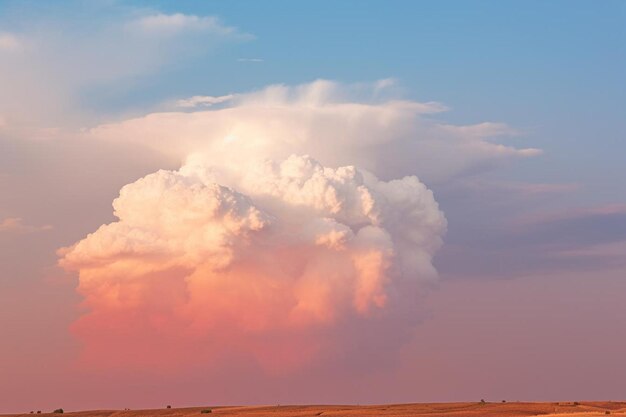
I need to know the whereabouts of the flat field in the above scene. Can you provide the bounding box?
[4,402,626,417]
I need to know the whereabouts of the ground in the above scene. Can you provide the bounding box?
[4,402,626,417]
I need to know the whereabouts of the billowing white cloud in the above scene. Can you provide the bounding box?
[59,154,445,371]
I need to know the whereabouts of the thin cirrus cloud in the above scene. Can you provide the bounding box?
[514,204,626,248]
[444,178,580,197]
[436,203,626,280]
[516,205,626,271]
[58,79,541,373]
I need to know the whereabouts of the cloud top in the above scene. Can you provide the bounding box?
[91,80,539,183]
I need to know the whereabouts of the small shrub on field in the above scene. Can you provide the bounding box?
[201,409,212,414]
[167,405,172,409]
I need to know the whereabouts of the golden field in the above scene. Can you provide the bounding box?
[4,402,626,417]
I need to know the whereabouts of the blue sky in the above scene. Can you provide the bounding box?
[3,0,623,203]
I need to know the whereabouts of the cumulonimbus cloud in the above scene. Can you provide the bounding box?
[59,80,537,373]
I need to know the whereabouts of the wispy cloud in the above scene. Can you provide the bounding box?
[437,203,626,279]
[454,179,580,196]
[0,6,255,129]
[89,79,541,184]
[130,13,252,39]
[0,217,52,234]
[554,240,626,260]
[0,32,21,51]
[439,122,521,138]
[175,94,236,108]
[517,203,626,226]
[237,58,263,62]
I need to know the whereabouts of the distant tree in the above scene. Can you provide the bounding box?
[200,410,212,414]
[167,405,172,409]
[53,409,64,414]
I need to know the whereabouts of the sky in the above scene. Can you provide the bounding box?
[1,0,625,413]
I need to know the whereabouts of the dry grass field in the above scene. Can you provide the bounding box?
[4,402,626,417]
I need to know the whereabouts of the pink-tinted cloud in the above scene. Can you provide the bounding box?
[0,217,52,234]
[56,79,543,380]
[59,154,445,373]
